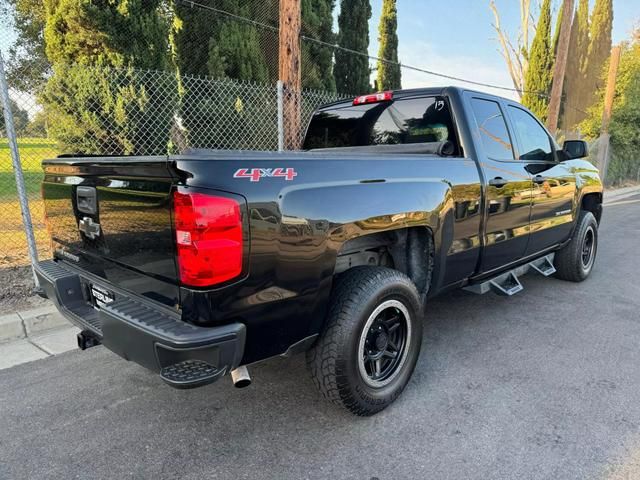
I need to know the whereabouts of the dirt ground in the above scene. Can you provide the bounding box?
[0,260,48,313]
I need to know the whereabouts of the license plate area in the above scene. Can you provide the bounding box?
[89,283,115,308]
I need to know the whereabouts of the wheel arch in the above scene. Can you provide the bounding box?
[580,192,603,224]
[334,226,435,297]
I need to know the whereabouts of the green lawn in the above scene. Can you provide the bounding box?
[0,138,57,265]
[0,137,58,201]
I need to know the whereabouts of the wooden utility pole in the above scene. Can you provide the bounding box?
[601,45,622,134]
[597,45,622,180]
[279,0,302,150]
[546,0,574,134]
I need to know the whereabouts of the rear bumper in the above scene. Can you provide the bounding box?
[35,259,245,389]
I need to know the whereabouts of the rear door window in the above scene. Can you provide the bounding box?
[470,98,515,161]
[304,96,459,152]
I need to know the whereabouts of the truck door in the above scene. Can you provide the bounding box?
[467,95,533,272]
[505,105,577,255]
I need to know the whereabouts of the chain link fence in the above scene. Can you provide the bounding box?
[0,70,347,271]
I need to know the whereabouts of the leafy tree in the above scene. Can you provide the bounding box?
[41,0,175,155]
[302,0,336,91]
[522,0,553,122]
[584,0,613,107]
[334,0,372,94]
[376,0,401,90]
[24,110,48,137]
[580,32,640,184]
[0,0,49,92]
[561,0,589,130]
[0,98,29,135]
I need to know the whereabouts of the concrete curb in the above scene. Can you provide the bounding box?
[0,303,69,344]
[0,313,25,343]
[604,185,640,204]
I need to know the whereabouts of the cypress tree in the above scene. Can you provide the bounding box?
[585,0,613,106]
[207,20,269,83]
[334,0,372,94]
[41,0,174,155]
[173,3,215,77]
[561,0,589,130]
[522,0,553,122]
[552,1,564,57]
[173,2,272,150]
[174,1,269,82]
[301,0,336,91]
[376,0,401,91]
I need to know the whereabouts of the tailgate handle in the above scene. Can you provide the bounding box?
[77,186,97,215]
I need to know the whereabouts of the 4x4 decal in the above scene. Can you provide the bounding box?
[233,168,298,182]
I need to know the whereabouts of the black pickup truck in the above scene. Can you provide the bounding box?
[36,87,603,415]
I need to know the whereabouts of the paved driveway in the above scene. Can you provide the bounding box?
[1,196,639,480]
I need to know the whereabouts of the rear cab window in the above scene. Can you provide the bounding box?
[304,96,460,154]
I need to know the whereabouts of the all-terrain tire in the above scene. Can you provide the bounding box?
[554,211,599,282]
[307,267,423,416]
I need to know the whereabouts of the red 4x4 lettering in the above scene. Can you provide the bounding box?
[271,168,297,181]
[233,168,263,182]
[234,168,297,182]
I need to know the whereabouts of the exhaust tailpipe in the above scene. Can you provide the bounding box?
[230,366,251,388]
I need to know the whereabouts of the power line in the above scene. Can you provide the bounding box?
[175,0,278,32]
[175,0,590,114]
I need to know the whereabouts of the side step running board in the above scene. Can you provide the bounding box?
[464,253,556,297]
[530,255,556,277]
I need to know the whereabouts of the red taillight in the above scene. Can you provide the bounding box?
[173,190,243,287]
[353,91,393,106]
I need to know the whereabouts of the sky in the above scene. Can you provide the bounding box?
[365,0,640,99]
[1,0,638,99]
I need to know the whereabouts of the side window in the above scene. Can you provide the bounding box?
[470,98,514,161]
[508,106,554,161]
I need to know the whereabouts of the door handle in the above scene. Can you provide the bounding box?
[488,177,508,188]
[533,175,545,185]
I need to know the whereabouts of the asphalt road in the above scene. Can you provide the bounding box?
[2,196,640,480]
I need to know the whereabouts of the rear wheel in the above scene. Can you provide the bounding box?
[554,211,599,282]
[307,267,423,416]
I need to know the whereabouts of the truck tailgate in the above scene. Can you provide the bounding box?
[41,156,180,307]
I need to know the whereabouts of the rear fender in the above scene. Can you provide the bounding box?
[279,178,452,275]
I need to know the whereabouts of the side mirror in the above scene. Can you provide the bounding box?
[562,140,589,160]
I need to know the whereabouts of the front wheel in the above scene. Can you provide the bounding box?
[306,267,423,416]
[554,211,599,282]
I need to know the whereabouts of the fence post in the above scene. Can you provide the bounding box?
[0,53,40,287]
[277,80,284,152]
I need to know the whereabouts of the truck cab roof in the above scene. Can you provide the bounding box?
[316,86,514,112]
